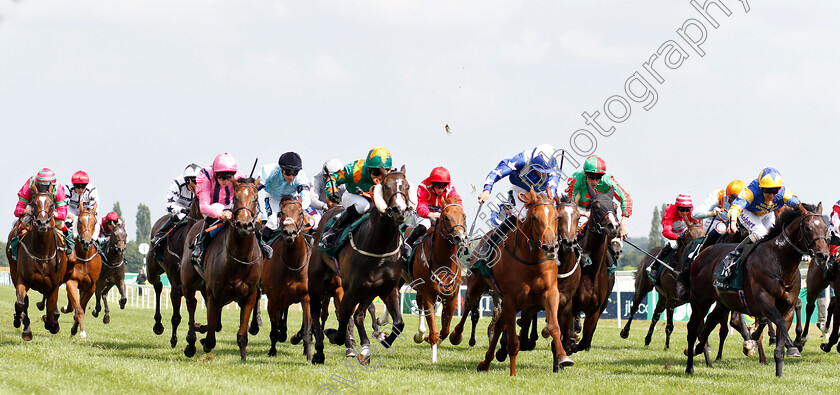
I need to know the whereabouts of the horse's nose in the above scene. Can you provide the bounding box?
[814,252,829,266]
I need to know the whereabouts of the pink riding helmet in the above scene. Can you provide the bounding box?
[212,153,238,173]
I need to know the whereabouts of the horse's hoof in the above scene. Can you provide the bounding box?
[574,333,582,342]
[268,347,277,357]
[312,353,325,365]
[290,333,302,345]
[683,347,690,357]
[49,323,60,335]
[170,336,178,348]
[469,338,476,347]
[278,331,287,343]
[559,356,574,367]
[787,347,801,358]
[414,332,425,344]
[201,338,214,353]
[357,346,371,365]
[22,329,33,341]
[541,326,551,339]
[450,332,462,345]
[376,332,386,343]
[119,299,127,309]
[215,323,222,333]
[195,323,209,334]
[820,343,831,353]
[184,344,196,358]
[769,338,776,346]
[477,360,489,372]
[13,316,21,329]
[619,328,629,339]
[91,310,99,318]
[79,330,87,340]
[103,315,110,325]
[153,322,165,335]
[495,348,507,362]
[249,325,260,336]
[36,301,44,311]
[346,348,357,358]
[71,325,78,336]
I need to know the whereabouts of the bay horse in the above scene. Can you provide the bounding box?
[403,197,467,363]
[620,223,704,349]
[309,166,413,364]
[6,188,69,340]
[470,189,575,375]
[91,221,128,324]
[59,205,102,338]
[263,195,314,359]
[686,203,829,377]
[182,177,264,361]
[799,253,839,352]
[568,185,620,354]
[147,197,202,348]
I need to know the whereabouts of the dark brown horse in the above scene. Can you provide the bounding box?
[403,197,467,363]
[569,186,620,353]
[469,189,575,375]
[6,189,69,340]
[147,197,202,347]
[91,221,127,324]
[262,195,313,358]
[59,205,102,338]
[686,203,829,377]
[620,223,704,349]
[308,167,412,364]
[800,251,840,352]
[182,177,264,360]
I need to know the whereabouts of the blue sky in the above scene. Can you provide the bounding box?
[1,0,838,240]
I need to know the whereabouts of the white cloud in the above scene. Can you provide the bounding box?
[308,55,352,84]
[236,51,300,85]
[333,0,521,29]
[557,30,638,62]
[499,29,550,63]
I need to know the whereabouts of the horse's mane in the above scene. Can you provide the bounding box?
[761,203,815,242]
[236,176,256,184]
[558,194,572,204]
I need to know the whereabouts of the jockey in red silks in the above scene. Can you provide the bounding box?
[12,167,74,263]
[402,167,463,257]
[647,193,699,283]
[190,153,272,262]
[97,211,121,246]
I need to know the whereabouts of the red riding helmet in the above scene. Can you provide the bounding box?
[71,170,89,184]
[104,212,120,222]
[427,167,451,184]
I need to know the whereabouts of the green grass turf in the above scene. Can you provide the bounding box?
[1,285,839,394]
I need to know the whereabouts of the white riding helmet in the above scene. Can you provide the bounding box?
[323,158,343,174]
[183,163,201,178]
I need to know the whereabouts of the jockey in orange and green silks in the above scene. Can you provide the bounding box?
[320,147,393,246]
[566,155,632,239]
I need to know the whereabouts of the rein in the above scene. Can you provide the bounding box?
[501,200,556,265]
[779,213,827,256]
[18,231,60,263]
[223,183,262,265]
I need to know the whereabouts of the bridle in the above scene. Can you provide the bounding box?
[781,213,827,257]
[435,204,466,245]
[279,199,313,237]
[102,226,127,268]
[231,184,261,230]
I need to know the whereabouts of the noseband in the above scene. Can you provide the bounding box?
[279,200,312,236]
[435,204,466,245]
[781,213,827,257]
[231,184,261,228]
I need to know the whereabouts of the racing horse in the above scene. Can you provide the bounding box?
[262,195,314,359]
[59,205,102,338]
[147,196,203,348]
[798,250,839,352]
[685,203,829,377]
[182,177,264,360]
[309,166,413,364]
[620,222,704,349]
[403,197,467,363]
[91,221,128,324]
[6,188,69,340]
[568,185,620,354]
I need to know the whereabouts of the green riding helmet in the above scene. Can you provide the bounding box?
[365,147,393,171]
[583,155,607,174]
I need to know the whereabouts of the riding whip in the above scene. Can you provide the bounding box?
[623,239,679,274]
[249,158,259,179]
[467,201,484,239]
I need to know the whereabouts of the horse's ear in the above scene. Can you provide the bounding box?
[48,184,55,196]
[400,165,406,174]
[586,182,596,199]
[518,192,530,204]
[608,186,614,197]
[254,176,261,186]
[379,164,387,175]
[817,202,823,214]
[547,187,554,202]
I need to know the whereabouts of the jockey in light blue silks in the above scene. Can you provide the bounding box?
[259,152,313,239]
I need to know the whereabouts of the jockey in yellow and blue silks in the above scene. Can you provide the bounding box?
[721,167,800,266]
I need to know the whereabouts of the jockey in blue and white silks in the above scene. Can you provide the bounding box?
[260,152,313,232]
[481,144,562,201]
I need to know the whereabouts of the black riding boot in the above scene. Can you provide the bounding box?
[321,206,362,247]
[401,224,427,260]
[151,215,179,246]
[475,215,517,266]
[190,221,211,263]
[721,233,759,271]
[647,243,673,280]
[675,268,691,301]
[255,222,273,260]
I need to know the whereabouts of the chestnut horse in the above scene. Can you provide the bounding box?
[620,223,704,349]
[569,186,620,353]
[308,167,412,364]
[404,197,467,363]
[182,177,264,361]
[468,189,574,375]
[263,195,313,359]
[91,221,128,324]
[147,197,202,348]
[6,189,69,340]
[59,205,102,338]
[686,203,829,377]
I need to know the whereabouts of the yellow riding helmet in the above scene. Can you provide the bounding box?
[757,168,783,189]
[725,180,746,196]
